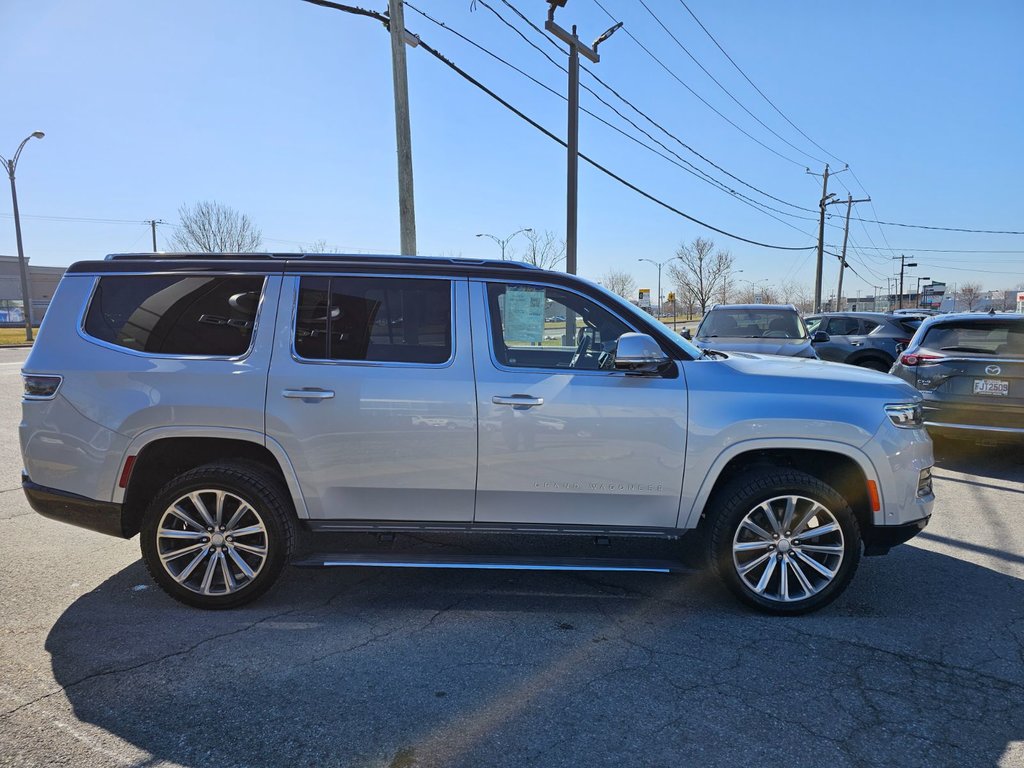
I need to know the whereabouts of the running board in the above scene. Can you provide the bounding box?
[291,553,693,573]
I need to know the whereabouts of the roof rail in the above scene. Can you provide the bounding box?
[104,252,542,269]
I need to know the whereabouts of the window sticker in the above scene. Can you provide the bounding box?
[503,286,546,343]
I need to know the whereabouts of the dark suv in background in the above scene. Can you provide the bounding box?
[805,312,922,371]
[890,313,1024,442]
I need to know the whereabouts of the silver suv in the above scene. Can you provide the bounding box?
[20,254,935,614]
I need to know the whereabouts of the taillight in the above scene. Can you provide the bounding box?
[900,353,943,366]
[22,374,62,399]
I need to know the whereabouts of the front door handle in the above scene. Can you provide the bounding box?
[492,395,544,408]
[283,388,335,400]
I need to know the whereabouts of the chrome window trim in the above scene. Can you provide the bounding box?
[475,278,657,378]
[77,274,270,362]
[287,274,458,370]
[916,355,1024,365]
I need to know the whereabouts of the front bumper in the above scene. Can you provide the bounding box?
[863,515,929,556]
[22,474,128,538]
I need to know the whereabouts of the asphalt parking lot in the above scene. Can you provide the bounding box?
[1,345,1022,768]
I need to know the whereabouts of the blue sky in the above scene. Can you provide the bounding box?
[1,0,1022,297]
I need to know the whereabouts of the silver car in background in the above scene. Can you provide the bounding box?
[691,304,820,359]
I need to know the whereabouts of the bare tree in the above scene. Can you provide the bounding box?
[170,201,263,253]
[519,229,565,270]
[601,269,637,299]
[959,282,983,311]
[666,237,734,315]
[778,280,813,313]
[300,239,331,253]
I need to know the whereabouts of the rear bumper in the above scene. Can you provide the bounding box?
[22,474,128,538]
[863,516,929,556]
[923,400,1024,440]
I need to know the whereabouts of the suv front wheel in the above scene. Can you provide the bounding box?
[140,461,295,609]
[708,469,861,615]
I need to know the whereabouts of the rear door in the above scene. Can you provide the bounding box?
[470,279,688,530]
[266,273,477,522]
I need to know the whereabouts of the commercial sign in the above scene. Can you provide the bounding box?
[638,288,651,308]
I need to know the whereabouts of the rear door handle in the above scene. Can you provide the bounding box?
[492,395,544,408]
[283,388,335,400]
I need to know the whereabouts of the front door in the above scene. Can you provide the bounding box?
[266,274,477,522]
[470,279,688,530]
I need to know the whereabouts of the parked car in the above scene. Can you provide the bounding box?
[804,312,922,371]
[21,253,934,615]
[691,304,819,358]
[890,312,1024,443]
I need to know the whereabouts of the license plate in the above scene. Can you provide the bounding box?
[973,378,1009,396]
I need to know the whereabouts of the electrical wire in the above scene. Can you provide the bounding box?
[675,0,844,165]
[299,0,815,251]
[424,2,818,234]
[488,0,817,215]
[588,0,806,168]
[633,0,828,166]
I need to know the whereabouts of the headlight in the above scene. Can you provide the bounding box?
[885,402,923,429]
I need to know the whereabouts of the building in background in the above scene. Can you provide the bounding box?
[0,255,66,325]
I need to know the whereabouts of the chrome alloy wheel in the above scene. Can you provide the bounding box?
[732,495,845,603]
[156,489,268,596]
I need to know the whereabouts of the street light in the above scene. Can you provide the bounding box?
[638,256,674,317]
[1,131,45,342]
[916,276,931,308]
[475,228,533,260]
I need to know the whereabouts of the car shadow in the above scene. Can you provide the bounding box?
[44,542,1024,768]
[932,436,1024,482]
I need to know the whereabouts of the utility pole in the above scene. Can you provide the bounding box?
[895,254,918,309]
[148,219,165,252]
[807,164,846,312]
[388,0,417,256]
[834,193,870,314]
[545,1,621,275]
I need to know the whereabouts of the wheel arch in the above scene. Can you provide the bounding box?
[114,428,308,538]
[846,349,895,369]
[681,440,880,537]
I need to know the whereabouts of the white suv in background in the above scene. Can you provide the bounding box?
[21,253,934,614]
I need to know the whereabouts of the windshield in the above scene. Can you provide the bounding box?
[921,318,1024,357]
[697,308,808,340]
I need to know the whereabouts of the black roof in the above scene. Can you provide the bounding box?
[67,252,545,277]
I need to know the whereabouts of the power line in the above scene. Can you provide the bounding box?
[589,0,806,168]
[485,0,817,215]
[0,212,150,225]
[845,216,1024,235]
[301,0,815,252]
[633,0,827,166]
[675,0,844,166]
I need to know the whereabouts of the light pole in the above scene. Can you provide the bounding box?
[638,256,673,318]
[916,276,931,308]
[1,131,45,342]
[546,0,621,275]
[476,228,533,260]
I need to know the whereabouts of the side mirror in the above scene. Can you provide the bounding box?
[681,328,692,340]
[812,331,830,343]
[614,333,669,373]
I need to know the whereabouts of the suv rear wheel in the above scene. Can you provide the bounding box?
[708,469,861,615]
[140,461,294,609]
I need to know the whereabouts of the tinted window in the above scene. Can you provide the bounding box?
[84,275,264,356]
[294,276,451,364]
[698,309,807,340]
[922,319,1024,357]
[486,283,632,370]
[825,316,860,336]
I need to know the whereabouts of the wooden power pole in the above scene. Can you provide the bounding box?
[388,0,417,256]
[834,194,870,311]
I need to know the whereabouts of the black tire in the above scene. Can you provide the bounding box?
[707,469,861,615]
[140,461,295,609]
[854,357,892,373]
